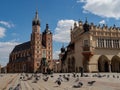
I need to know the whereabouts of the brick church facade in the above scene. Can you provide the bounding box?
[7,10,53,73]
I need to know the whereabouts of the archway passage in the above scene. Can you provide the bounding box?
[98,55,110,72]
[111,55,120,72]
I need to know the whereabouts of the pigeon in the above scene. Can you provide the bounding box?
[64,77,69,81]
[56,80,61,86]
[20,76,22,80]
[73,73,76,78]
[35,77,39,81]
[51,75,54,78]
[55,77,62,86]
[77,75,79,77]
[43,77,49,82]
[75,77,79,82]
[63,75,69,81]
[73,82,83,88]
[67,74,70,77]
[113,75,115,78]
[63,74,65,77]
[88,81,96,86]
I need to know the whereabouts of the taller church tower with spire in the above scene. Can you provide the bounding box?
[7,10,53,73]
[31,10,42,72]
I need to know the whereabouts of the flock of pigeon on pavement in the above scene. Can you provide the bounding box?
[4,73,119,90]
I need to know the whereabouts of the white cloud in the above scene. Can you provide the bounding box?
[0,41,20,67]
[53,50,60,59]
[99,20,106,24]
[0,27,6,38]
[77,0,120,19]
[77,0,86,3]
[0,21,14,28]
[53,20,75,43]
[0,21,15,38]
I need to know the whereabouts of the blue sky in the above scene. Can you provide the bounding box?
[0,0,120,66]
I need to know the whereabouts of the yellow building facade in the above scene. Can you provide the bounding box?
[60,20,120,73]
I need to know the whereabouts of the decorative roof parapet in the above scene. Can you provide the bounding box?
[72,20,120,32]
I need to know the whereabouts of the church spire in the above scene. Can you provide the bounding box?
[32,9,40,26]
[35,9,39,20]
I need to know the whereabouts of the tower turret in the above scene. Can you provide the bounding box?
[83,17,90,32]
[43,24,52,34]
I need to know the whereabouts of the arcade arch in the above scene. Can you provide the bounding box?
[111,55,120,72]
[98,55,110,72]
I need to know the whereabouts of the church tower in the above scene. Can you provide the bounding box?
[31,10,42,72]
[42,24,53,69]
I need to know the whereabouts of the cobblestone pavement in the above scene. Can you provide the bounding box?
[0,73,120,90]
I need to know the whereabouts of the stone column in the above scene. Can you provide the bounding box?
[111,40,113,48]
[108,39,109,48]
[98,38,100,47]
[104,39,106,48]
[106,39,108,48]
[109,61,111,72]
[96,39,98,47]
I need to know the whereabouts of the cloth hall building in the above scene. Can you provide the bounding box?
[7,10,52,73]
[60,20,120,73]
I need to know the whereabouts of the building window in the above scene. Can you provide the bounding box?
[37,46,39,49]
[48,56,51,59]
[37,51,39,53]
[37,63,39,66]
[48,51,51,54]
[42,50,46,58]
[37,55,39,58]
[48,38,50,40]
[84,40,89,47]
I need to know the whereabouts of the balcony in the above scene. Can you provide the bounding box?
[83,46,90,51]
[82,46,94,57]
